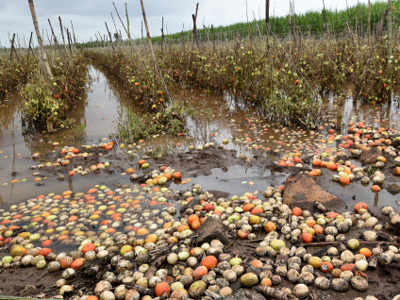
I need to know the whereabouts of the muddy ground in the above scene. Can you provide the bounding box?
[1,68,400,299]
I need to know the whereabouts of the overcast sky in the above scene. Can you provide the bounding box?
[0,0,381,47]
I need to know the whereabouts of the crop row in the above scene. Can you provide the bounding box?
[86,36,400,129]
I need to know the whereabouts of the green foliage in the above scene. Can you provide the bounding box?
[0,55,37,100]
[85,50,171,112]
[154,1,400,41]
[86,33,400,130]
[22,54,88,131]
[22,82,63,129]
[117,102,186,143]
[77,1,400,48]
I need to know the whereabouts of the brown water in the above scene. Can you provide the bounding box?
[0,67,399,209]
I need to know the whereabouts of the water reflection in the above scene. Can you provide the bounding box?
[0,68,400,206]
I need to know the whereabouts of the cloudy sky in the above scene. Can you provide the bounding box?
[0,0,381,47]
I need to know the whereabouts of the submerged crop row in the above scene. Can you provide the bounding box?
[0,52,89,132]
[1,36,399,134]
[0,54,37,101]
[85,36,400,129]
[22,53,89,132]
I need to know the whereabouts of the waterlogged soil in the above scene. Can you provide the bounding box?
[0,67,400,298]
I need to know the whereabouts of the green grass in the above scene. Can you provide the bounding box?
[78,1,400,48]
[154,1,400,42]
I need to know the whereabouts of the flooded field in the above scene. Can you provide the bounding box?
[0,67,400,209]
[1,66,400,299]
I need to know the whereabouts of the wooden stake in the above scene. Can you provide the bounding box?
[48,19,59,47]
[211,25,215,51]
[28,31,35,58]
[161,16,165,52]
[113,1,130,40]
[368,0,371,40]
[105,21,115,50]
[265,0,270,34]
[289,0,297,50]
[9,33,18,62]
[125,2,131,40]
[192,3,199,48]
[28,0,53,78]
[110,12,118,34]
[139,0,171,105]
[66,28,73,54]
[322,0,327,33]
[58,16,66,46]
[388,0,393,74]
[377,6,390,40]
[70,20,77,44]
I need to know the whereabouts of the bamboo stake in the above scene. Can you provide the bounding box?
[322,0,327,33]
[66,28,72,54]
[161,16,165,53]
[58,16,68,54]
[113,1,130,40]
[28,0,53,78]
[124,2,131,40]
[388,0,393,99]
[9,33,18,62]
[70,20,77,44]
[265,0,270,34]
[368,0,371,41]
[138,0,171,105]
[28,31,35,58]
[211,25,215,51]
[48,19,59,47]
[58,16,66,46]
[105,21,115,50]
[192,3,199,49]
[110,12,118,35]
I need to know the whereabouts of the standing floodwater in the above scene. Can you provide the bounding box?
[0,67,400,208]
[0,67,134,206]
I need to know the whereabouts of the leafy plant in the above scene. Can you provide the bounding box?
[22,54,88,131]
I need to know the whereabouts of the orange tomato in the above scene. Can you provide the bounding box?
[321,261,333,273]
[371,185,381,192]
[339,176,350,185]
[264,221,277,232]
[341,264,355,271]
[306,219,316,227]
[81,243,96,253]
[173,171,182,180]
[237,230,249,239]
[314,224,324,235]
[359,248,372,257]
[190,219,201,230]
[292,207,302,216]
[201,256,218,269]
[243,203,255,211]
[187,214,200,226]
[302,232,313,243]
[41,240,52,247]
[38,248,52,257]
[250,259,263,268]
[261,277,272,287]
[193,266,208,279]
[251,206,264,215]
[354,202,368,212]
[71,258,85,270]
[155,282,170,297]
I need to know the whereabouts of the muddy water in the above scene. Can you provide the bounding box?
[0,67,399,210]
[0,67,135,207]
[326,94,400,135]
